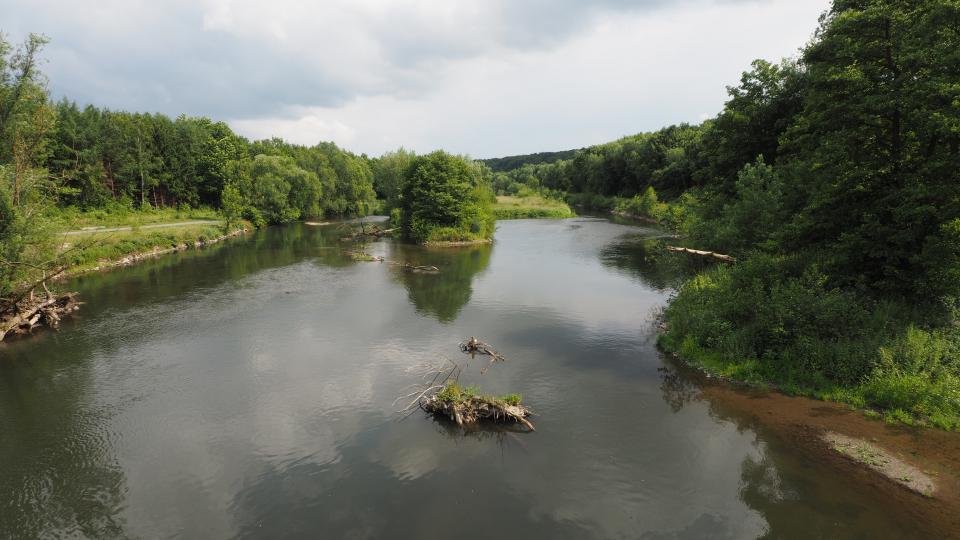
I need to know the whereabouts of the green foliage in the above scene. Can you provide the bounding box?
[220,181,245,231]
[435,383,523,407]
[481,149,578,172]
[401,151,495,244]
[372,148,414,211]
[493,195,575,219]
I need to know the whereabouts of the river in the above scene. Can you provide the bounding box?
[1,218,956,539]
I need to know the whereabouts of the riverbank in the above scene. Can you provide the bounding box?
[493,195,575,219]
[662,355,960,538]
[55,221,251,277]
[58,225,250,280]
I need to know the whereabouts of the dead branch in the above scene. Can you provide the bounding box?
[666,246,737,263]
[460,337,507,374]
[0,292,81,342]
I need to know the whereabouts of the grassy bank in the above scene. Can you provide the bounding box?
[60,221,249,274]
[493,195,575,219]
[50,205,222,231]
[47,208,249,275]
[658,258,960,432]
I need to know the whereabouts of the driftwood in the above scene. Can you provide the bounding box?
[460,337,506,374]
[339,222,397,242]
[390,260,439,273]
[345,250,440,272]
[422,392,534,431]
[0,292,81,342]
[395,343,534,431]
[666,246,737,263]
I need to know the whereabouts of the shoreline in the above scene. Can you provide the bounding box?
[57,226,251,281]
[423,238,493,247]
[659,341,960,537]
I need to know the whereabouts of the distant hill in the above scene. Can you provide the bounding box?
[480,149,580,172]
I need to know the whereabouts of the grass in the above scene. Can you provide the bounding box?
[493,195,575,220]
[50,205,221,231]
[55,217,249,274]
[659,320,960,432]
[435,383,523,407]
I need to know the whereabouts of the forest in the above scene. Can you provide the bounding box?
[2,0,960,426]
[493,0,960,429]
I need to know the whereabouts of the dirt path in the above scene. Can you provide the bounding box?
[59,220,222,236]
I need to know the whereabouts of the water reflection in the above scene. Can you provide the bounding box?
[388,243,492,323]
[0,341,128,538]
[655,358,941,539]
[598,232,694,292]
[0,218,946,539]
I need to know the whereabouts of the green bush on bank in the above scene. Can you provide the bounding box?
[660,253,960,431]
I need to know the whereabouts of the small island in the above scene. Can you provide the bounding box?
[396,151,496,246]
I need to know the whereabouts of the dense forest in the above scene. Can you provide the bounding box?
[480,149,579,173]
[493,0,960,428]
[0,33,493,299]
[2,0,960,426]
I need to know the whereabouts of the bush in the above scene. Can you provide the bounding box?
[401,151,495,244]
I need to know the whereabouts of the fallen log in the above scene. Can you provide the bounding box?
[666,246,737,263]
[0,292,81,342]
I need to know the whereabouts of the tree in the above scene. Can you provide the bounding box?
[247,154,320,224]
[401,151,495,244]
[779,0,960,297]
[372,148,414,210]
[0,32,61,299]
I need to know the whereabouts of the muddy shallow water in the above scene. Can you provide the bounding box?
[1,218,957,539]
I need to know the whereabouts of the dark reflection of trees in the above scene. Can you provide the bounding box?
[674,373,938,540]
[599,234,702,292]
[427,411,531,440]
[658,364,701,413]
[0,342,128,539]
[389,243,492,323]
[639,513,736,539]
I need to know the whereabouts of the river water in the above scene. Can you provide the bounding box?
[0,219,948,539]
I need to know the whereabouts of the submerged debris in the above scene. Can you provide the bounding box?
[459,337,506,374]
[345,250,440,272]
[0,292,81,341]
[339,222,396,242]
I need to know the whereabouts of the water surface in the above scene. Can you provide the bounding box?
[0,219,945,539]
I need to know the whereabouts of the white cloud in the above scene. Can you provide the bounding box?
[2,0,831,156]
[227,0,830,157]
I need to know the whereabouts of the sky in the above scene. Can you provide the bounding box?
[2,0,831,158]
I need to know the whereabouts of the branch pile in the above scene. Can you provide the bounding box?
[396,341,534,431]
[0,292,80,341]
[422,389,534,431]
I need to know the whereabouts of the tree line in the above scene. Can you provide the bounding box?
[496,0,960,428]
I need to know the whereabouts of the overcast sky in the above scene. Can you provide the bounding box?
[2,0,830,158]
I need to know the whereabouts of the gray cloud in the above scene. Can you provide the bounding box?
[3,0,762,117]
[1,0,824,155]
